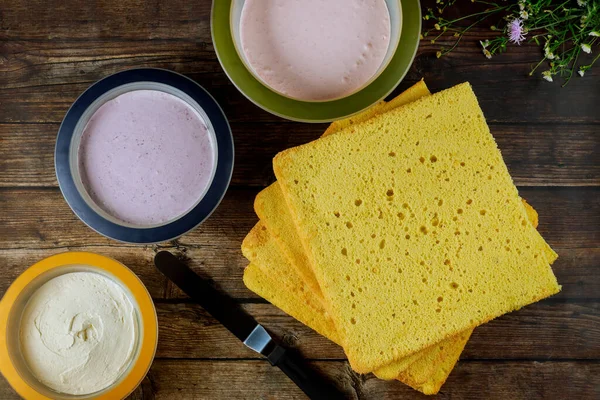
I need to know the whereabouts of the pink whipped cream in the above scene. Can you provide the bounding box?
[78,90,215,226]
[240,0,391,101]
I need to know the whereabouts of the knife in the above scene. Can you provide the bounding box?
[154,251,345,400]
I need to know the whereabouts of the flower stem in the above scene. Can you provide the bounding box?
[438,5,509,26]
[472,0,499,7]
[441,9,507,56]
[528,15,580,32]
[530,57,547,76]
[562,48,581,87]
[425,0,599,85]
[590,52,600,68]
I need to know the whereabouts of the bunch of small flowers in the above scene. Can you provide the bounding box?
[423,0,600,86]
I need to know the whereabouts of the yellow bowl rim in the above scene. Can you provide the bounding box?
[0,252,158,400]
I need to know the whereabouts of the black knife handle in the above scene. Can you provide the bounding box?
[155,251,346,399]
[267,345,346,400]
[154,251,258,342]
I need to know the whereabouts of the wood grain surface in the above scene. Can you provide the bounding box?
[0,0,598,399]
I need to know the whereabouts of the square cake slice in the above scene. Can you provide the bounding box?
[273,82,560,373]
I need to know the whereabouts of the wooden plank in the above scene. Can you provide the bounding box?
[1,123,598,188]
[1,245,596,302]
[526,187,600,250]
[163,250,596,303]
[0,41,220,91]
[0,245,259,301]
[0,187,596,250]
[0,187,258,250]
[0,41,269,125]
[153,302,340,360]
[137,360,600,399]
[415,38,600,125]
[0,1,213,41]
[0,187,597,300]
[152,301,599,360]
[0,244,259,301]
[2,266,595,361]
[3,359,598,400]
[0,246,169,300]
[0,38,598,125]
[461,302,600,360]
[0,124,58,187]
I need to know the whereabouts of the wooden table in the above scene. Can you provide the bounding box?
[1,1,598,399]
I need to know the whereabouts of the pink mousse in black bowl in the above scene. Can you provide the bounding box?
[55,69,234,243]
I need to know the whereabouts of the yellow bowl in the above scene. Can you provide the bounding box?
[0,252,158,399]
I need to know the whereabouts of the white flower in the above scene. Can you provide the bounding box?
[542,71,553,82]
[578,70,585,77]
[581,43,592,54]
[519,1,525,11]
[520,10,529,20]
[544,46,556,60]
[480,40,490,49]
[590,31,600,37]
[483,49,492,59]
[577,0,587,6]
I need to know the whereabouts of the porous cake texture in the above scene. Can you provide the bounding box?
[255,185,324,298]
[243,81,557,394]
[252,81,450,383]
[241,221,327,323]
[243,263,340,343]
[255,80,433,299]
[273,82,560,373]
[243,200,540,394]
[323,79,431,137]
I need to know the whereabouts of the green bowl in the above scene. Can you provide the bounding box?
[211,0,421,123]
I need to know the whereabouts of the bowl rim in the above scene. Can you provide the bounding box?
[54,68,234,244]
[228,0,403,103]
[0,252,158,400]
[211,0,421,122]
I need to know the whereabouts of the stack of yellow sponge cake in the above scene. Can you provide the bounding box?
[242,81,560,395]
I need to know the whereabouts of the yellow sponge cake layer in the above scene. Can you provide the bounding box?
[397,329,471,388]
[255,80,433,298]
[243,263,340,344]
[273,82,560,373]
[323,101,387,137]
[323,80,431,137]
[407,329,473,395]
[244,199,539,392]
[248,82,546,389]
[242,222,324,315]
[242,219,430,380]
[255,185,324,298]
[245,81,552,392]
[243,206,533,394]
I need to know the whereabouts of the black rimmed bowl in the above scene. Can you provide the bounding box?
[55,69,234,244]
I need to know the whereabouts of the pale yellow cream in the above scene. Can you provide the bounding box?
[20,271,137,395]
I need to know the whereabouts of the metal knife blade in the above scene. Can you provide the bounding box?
[154,251,345,400]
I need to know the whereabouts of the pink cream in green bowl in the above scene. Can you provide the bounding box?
[212,0,421,121]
